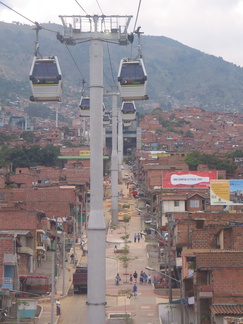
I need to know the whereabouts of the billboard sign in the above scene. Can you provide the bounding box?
[210,179,243,205]
[162,171,217,189]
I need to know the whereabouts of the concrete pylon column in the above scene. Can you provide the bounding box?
[111,94,119,225]
[87,35,106,324]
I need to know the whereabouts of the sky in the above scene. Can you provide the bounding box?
[1,0,243,67]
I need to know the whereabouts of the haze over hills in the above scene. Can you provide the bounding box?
[1,21,243,113]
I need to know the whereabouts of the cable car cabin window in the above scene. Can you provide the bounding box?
[122,103,135,114]
[31,61,61,85]
[119,63,146,85]
[79,98,90,110]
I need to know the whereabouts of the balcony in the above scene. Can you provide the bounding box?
[199,284,213,298]
[2,277,13,290]
[17,246,34,256]
[3,254,17,264]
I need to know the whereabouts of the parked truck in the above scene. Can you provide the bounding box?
[73,266,88,294]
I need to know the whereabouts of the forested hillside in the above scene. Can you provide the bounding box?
[1,21,243,112]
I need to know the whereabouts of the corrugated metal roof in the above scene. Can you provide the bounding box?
[211,304,243,315]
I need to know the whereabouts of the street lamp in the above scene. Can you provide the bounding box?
[145,266,184,324]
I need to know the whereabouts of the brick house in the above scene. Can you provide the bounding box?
[182,249,243,324]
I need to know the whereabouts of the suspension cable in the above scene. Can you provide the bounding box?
[65,45,88,85]
[133,0,142,32]
[75,0,89,15]
[96,0,104,15]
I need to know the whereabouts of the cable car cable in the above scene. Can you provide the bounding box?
[64,44,88,85]
[0,1,62,35]
[133,0,142,33]
[0,1,36,25]
[105,42,116,86]
[75,0,90,15]
[96,0,104,16]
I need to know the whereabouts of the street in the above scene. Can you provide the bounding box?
[58,294,87,323]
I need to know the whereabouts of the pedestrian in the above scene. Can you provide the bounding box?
[129,274,133,284]
[115,273,121,285]
[70,253,74,264]
[56,299,61,315]
[139,271,144,284]
[143,272,147,284]
[133,271,138,283]
[114,245,117,253]
[134,233,137,243]
[147,274,152,285]
[137,233,140,242]
[133,283,138,297]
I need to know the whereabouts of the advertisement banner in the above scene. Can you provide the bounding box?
[162,171,217,188]
[210,179,243,205]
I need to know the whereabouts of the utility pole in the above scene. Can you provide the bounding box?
[58,15,132,324]
[62,231,66,296]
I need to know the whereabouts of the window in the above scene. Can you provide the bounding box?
[190,200,199,208]
[0,194,4,200]
[174,201,179,207]
[196,220,204,229]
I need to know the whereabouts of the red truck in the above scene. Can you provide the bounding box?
[73,266,88,294]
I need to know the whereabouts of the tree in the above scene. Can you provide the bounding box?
[184,151,201,170]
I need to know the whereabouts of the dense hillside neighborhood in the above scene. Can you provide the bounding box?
[0,102,242,322]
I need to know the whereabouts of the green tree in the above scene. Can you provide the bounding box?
[184,151,202,170]
[20,131,39,144]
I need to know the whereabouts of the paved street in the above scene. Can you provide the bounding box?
[38,171,167,323]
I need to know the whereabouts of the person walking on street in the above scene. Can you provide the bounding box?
[115,273,121,285]
[133,283,138,297]
[147,274,152,285]
[133,271,138,283]
[56,299,61,315]
[137,233,140,242]
[129,274,133,284]
[134,233,137,243]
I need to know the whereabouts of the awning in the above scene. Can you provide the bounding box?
[171,298,188,304]
[36,247,45,252]
[36,230,45,234]
[211,304,243,315]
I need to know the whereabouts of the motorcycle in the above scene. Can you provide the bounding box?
[0,309,7,322]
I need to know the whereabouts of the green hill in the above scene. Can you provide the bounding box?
[1,21,243,112]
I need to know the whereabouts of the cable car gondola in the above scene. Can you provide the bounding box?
[118,58,148,101]
[79,96,90,117]
[79,97,105,117]
[123,121,131,128]
[29,55,62,102]
[103,112,111,125]
[121,101,136,121]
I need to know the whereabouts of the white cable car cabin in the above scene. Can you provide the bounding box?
[121,101,136,121]
[79,97,90,117]
[79,97,105,117]
[118,58,148,101]
[29,56,62,102]
[123,121,131,128]
[103,113,111,125]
